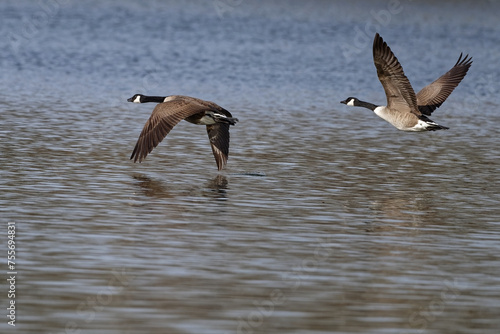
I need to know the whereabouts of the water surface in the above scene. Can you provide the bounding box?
[1,0,500,333]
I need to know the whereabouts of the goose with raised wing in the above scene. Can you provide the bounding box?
[341,33,472,131]
[128,94,238,170]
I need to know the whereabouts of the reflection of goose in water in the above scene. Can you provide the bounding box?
[203,174,228,199]
[132,174,228,201]
[132,174,175,199]
[363,194,439,233]
[340,190,437,232]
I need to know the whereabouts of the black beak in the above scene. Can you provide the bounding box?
[340,100,347,104]
[127,97,134,102]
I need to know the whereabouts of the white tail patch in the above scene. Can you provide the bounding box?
[408,119,438,132]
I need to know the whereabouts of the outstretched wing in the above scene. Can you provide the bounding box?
[206,123,230,170]
[373,33,420,116]
[416,53,472,115]
[130,100,208,163]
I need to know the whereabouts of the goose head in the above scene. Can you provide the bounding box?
[340,97,360,107]
[127,94,145,103]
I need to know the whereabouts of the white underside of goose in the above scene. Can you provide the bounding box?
[373,106,439,132]
[373,106,397,126]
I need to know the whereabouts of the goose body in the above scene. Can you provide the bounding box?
[128,94,238,170]
[341,33,472,131]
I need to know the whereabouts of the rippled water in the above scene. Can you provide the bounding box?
[1,0,500,333]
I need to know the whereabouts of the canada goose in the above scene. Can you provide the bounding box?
[128,94,238,170]
[341,33,472,131]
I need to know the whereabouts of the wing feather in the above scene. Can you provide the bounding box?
[130,100,210,163]
[416,53,472,115]
[373,33,420,116]
[206,123,230,170]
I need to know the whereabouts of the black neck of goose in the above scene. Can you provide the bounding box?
[142,96,167,103]
[356,100,378,111]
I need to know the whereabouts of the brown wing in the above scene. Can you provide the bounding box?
[206,123,230,170]
[185,96,234,118]
[416,53,472,115]
[373,33,420,116]
[130,99,209,163]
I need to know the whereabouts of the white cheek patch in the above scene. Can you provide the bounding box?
[133,96,142,103]
[347,99,355,106]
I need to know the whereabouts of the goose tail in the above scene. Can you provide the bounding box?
[425,123,449,131]
[214,113,239,125]
[415,116,449,131]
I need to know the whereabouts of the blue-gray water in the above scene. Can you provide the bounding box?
[1,0,500,333]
